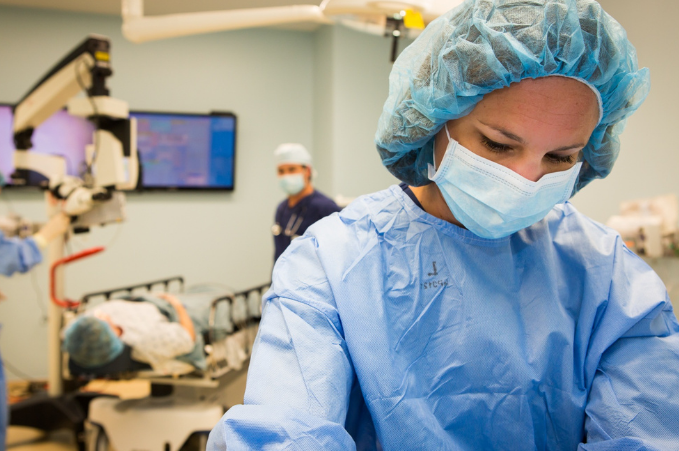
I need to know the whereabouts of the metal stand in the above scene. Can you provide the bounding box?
[46,192,65,397]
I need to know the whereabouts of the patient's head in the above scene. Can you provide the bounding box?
[63,315,125,368]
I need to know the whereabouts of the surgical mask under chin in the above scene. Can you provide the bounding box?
[428,127,582,239]
[279,173,305,196]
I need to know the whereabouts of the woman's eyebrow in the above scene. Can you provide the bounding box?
[550,144,586,152]
[479,121,525,144]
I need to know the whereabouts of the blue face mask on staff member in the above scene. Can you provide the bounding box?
[271,144,341,263]
[429,120,584,239]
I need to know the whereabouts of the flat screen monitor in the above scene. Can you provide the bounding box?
[0,107,237,191]
[132,111,237,190]
[0,104,95,187]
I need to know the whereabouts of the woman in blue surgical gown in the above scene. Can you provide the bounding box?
[208,1,679,449]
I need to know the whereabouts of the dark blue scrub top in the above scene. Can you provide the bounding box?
[274,190,342,262]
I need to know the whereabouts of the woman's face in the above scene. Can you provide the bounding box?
[435,77,601,183]
[94,311,123,337]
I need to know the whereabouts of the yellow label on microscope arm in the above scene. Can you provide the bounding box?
[404,10,425,30]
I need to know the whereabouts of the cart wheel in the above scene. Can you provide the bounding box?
[87,424,112,451]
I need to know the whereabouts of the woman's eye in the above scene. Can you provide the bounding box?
[481,137,512,153]
[545,153,576,164]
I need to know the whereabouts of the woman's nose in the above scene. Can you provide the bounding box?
[503,157,544,183]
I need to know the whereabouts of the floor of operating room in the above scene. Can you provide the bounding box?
[7,427,75,451]
[6,380,152,450]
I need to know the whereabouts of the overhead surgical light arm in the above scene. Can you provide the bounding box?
[119,0,464,61]
[121,0,331,43]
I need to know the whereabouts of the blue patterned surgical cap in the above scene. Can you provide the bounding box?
[375,0,650,193]
[63,316,124,368]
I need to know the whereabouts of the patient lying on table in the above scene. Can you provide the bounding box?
[62,286,260,375]
[63,293,198,374]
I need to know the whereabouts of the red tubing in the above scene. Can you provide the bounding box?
[50,247,105,308]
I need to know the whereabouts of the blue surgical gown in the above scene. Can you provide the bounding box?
[208,186,679,450]
[0,231,42,445]
[0,231,42,277]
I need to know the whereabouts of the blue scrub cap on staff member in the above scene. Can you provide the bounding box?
[375,0,651,194]
[62,316,125,368]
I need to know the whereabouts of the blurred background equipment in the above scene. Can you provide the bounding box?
[11,34,139,228]
[606,194,679,258]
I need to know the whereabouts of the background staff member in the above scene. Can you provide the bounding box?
[272,144,340,262]
[0,172,70,277]
[0,171,70,448]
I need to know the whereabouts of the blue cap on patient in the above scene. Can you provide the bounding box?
[63,316,124,368]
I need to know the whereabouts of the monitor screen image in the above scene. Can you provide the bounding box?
[0,104,95,186]
[132,112,236,190]
[0,107,237,190]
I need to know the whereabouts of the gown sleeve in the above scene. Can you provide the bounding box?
[0,232,42,276]
[207,233,357,451]
[579,244,679,450]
